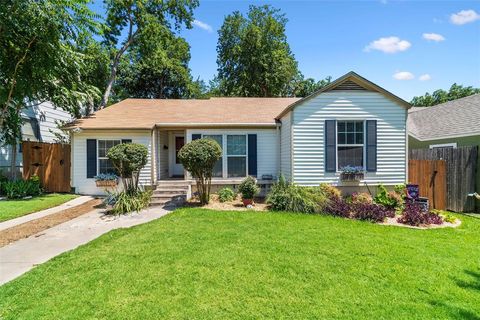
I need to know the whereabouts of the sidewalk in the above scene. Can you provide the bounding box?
[0,207,170,285]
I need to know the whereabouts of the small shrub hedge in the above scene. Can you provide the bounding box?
[1,175,42,199]
[108,190,152,215]
[218,187,235,202]
[351,202,395,222]
[238,176,259,200]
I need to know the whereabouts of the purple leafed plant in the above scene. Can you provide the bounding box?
[397,202,443,226]
[351,203,395,223]
[325,198,352,218]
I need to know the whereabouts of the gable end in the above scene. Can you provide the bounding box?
[329,80,369,91]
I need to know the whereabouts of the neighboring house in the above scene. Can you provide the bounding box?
[66,72,410,196]
[408,94,480,206]
[0,102,72,175]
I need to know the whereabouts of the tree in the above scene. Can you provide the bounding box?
[216,5,299,97]
[100,0,199,108]
[0,107,22,179]
[411,83,480,107]
[0,0,101,179]
[107,143,149,193]
[178,139,222,205]
[115,24,198,99]
[290,74,332,97]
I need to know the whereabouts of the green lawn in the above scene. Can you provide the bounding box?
[0,193,78,222]
[1,208,479,319]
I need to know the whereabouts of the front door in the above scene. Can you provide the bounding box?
[172,134,185,177]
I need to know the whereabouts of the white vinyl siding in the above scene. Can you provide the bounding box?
[280,111,292,180]
[292,91,407,186]
[72,130,153,195]
[157,130,169,179]
[185,128,279,179]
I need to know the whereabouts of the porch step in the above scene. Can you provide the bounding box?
[150,181,189,208]
[154,186,189,192]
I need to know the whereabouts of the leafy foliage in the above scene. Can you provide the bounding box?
[410,83,480,107]
[238,176,260,200]
[108,190,152,215]
[319,183,342,201]
[350,192,373,204]
[218,187,235,202]
[397,203,443,226]
[324,198,352,218]
[94,173,118,182]
[178,138,222,205]
[107,143,148,193]
[216,5,299,97]
[1,175,42,199]
[374,184,403,210]
[351,203,395,223]
[267,175,329,213]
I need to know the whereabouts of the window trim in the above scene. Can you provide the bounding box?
[201,133,249,178]
[336,120,366,172]
[429,142,457,149]
[97,139,121,175]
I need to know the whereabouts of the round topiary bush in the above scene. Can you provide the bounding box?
[178,138,222,204]
[107,143,148,193]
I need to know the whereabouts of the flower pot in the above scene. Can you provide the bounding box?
[340,172,364,182]
[242,198,254,206]
[95,180,117,187]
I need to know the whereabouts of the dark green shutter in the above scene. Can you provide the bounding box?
[248,134,257,177]
[366,120,377,172]
[192,134,201,140]
[325,120,336,172]
[121,139,132,144]
[86,139,97,178]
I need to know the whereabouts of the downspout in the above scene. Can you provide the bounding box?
[276,120,281,180]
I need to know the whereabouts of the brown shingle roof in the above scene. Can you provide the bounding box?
[67,97,300,130]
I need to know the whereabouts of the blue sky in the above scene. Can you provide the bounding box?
[92,1,480,101]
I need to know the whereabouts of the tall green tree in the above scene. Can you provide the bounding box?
[411,83,480,107]
[216,5,299,97]
[115,24,197,99]
[100,0,199,108]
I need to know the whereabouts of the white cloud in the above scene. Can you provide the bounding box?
[450,9,480,25]
[423,33,445,42]
[364,36,411,53]
[192,19,213,32]
[393,71,415,80]
[419,74,432,81]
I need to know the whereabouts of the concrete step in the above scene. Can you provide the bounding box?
[152,191,187,197]
[154,186,189,192]
[151,194,186,200]
[149,198,186,207]
[157,180,190,186]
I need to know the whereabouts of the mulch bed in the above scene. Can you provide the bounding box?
[0,198,103,248]
[186,195,269,211]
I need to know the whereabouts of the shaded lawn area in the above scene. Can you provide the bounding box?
[1,208,480,319]
[0,193,78,222]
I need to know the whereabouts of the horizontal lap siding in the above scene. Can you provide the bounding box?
[157,131,169,179]
[72,130,153,195]
[280,112,292,180]
[185,128,279,179]
[292,91,406,186]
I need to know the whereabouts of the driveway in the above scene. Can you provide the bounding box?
[0,207,170,285]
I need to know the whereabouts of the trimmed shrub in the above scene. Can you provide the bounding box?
[238,176,259,200]
[397,202,443,226]
[319,183,341,201]
[218,187,235,202]
[178,138,222,205]
[107,143,148,193]
[2,175,42,199]
[351,203,395,222]
[351,192,373,204]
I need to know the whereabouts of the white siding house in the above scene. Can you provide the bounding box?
[68,72,410,196]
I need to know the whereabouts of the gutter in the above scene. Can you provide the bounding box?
[154,123,278,128]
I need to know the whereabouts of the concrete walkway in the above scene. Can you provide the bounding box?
[0,196,94,232]
[0,207,170,285]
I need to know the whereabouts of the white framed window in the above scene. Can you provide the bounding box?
[203,135,223,177]
[98,140,121,174]
[429,143,457,149]
[227,135,247,177]
[337,120,364,170]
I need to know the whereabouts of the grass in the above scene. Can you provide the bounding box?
[1,208,479,319]
[0,193,78,222]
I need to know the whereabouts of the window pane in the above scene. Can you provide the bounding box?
[227,157,246,177]
[356,132,364,144]
[338,146,363,169]
[98,140,106,157]
[355,122,363,132]
[338,121,345,133]
[346,132,355,144]
[99,159,117,174]
[338,132,346,144]
[227,135,246,155]
[204,135,223,177]
[347,122,354,132]
[203,135,223,149]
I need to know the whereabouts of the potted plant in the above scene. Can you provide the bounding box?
[340,166,364,182]
[238,176,259,206]
[94,173,118,187]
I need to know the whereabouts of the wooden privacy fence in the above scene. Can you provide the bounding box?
[408,160,447,210]
[409,146,478,212]
[22,141,71,193]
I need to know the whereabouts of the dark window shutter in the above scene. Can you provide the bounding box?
[86,139,97,178]
[248,134,257,177]
[366,120,377,172]
[325,120,337,172]
[192,134,201,140]
[121,139,132,144]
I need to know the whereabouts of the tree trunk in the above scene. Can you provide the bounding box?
[10,142,17,180]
